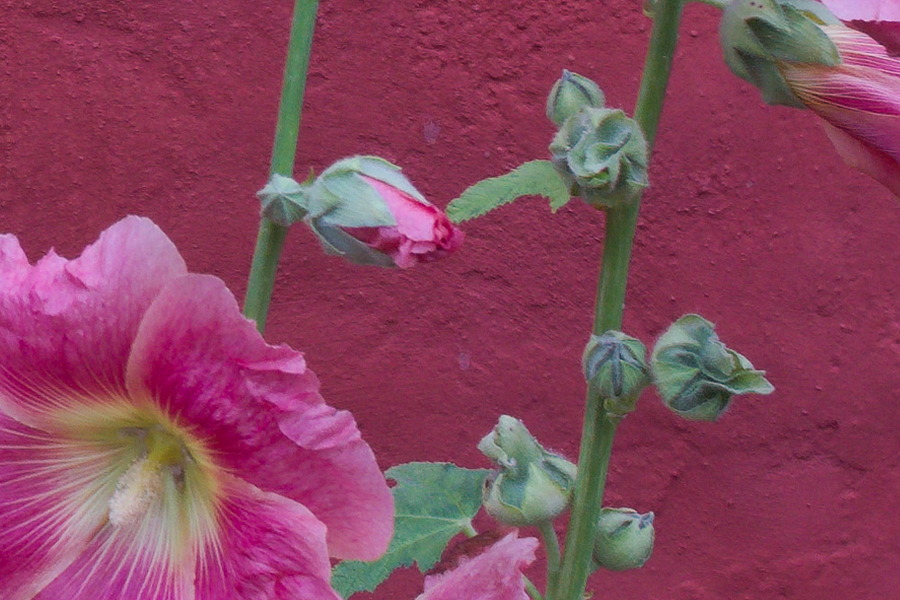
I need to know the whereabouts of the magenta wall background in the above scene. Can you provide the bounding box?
[2,1,898,598]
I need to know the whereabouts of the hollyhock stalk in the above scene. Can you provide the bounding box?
[244,0,319,332]
[552,1,684,598]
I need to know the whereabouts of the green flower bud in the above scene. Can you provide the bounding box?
[257,174,309,227]
[479,416,577,526]
[720,0,841,107]
[583,331,651,417]
[593,507,655,571]
[651,314,774,421]
[546,69,605,126]
[549,107,648,209]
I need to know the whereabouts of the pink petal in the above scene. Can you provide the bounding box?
[417,533,539,600]
[846,21,900,56]
[824,26,900,76]
[820,0,900,23]
[780,64,900,161]
[195,475,340,600]
[34,522,194,600]
[125,274,393,560]
[364,177,442,241]
[821,121,900,196]
[0,412,122,599]
[0,216,186,423]
[355,176,465,268]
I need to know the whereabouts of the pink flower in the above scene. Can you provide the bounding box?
[777,24,900,196]
[345,176,464,268]
[0,217,393,598]
[416,532,538,600]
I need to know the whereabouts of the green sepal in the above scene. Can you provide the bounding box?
[257,174,309,226]
[720,0,841,108]
[651,314,774,421]
[331,462,490,598]
[445,160,572,223]
[745,5,840,65]
[346,155,430,204]
[308,171,396,227]
[307,218,396,267]
[583,331,651,417]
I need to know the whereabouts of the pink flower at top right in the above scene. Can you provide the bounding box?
[779,11,900,197]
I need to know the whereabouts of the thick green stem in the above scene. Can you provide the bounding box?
[243,0,319,331]
[552,2,684,599]
[551,399,618,600]
[538,521,562,595]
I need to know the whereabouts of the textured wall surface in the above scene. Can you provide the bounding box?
[1,1,898,598]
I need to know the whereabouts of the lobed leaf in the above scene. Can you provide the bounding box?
[331,462,490,598]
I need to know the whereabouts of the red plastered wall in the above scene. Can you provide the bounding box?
[1,1,897,598]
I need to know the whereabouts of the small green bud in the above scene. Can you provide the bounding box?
[546,70,605,127]
[651,314,774,421]
[593,507,655,571]
[720,0,841,107]
[583,331,651,417]
[549,107,648,209]
[257,174,309,226]
[479,416,577,526]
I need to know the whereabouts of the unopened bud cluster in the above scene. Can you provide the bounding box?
[546,70,649,209]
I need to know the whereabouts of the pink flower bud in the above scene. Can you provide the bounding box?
[344,176,464,268]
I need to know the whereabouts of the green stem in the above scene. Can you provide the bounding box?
[551,400,619,600]
[552,2,684,599]
[525,577,546,600]
[538,521,561,596]
[243,0,319,331]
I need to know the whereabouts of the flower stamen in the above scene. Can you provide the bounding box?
[107,426,188,527]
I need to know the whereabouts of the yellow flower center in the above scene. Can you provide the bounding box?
[107,426,189,527]
[49,397,222,564]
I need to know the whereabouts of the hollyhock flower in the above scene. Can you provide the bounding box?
[416,532,538,600]
[304,156,464,268]
[0,217,393,598]
[721,0,900,196]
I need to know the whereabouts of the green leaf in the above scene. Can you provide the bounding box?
[331,462,490,598]
[445,160,571,223]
